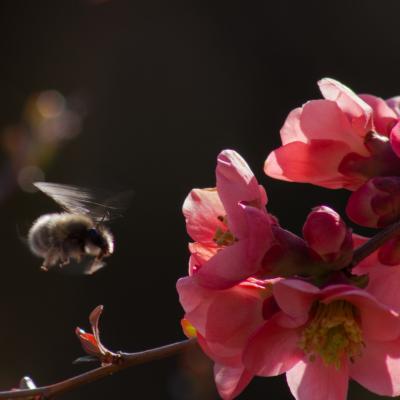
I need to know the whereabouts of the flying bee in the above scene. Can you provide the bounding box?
[28,182,130,275]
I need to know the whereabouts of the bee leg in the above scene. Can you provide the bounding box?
[59,258,70,268]
[41,250,60,271]
[40,263,49,272]
[85,257,106,275]
[59,247,70,268]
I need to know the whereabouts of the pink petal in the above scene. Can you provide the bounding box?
[352,233,369,248]
[350,338,400,396]
[387,96,400,117]
[346,180,380,227]
[351,233,376,276]
[390,121,400,158]
[264,140,356,189]
[183,188,226,243]
[177,276,264,360]
[205,286,264,344]
[243,316,303,376]
[197,335,242,367]
[280,107,305,145]
[286,357,349,400]
[214,364,254,400]
[194,205,272,289]
[273,279,319,326]
[216,150,267,237]
[300,100,366,154]
[366,266,400,313]
[240,204,273,264]
[323,288,400,341]
[194,241,251,289]
[188,242,218,275]
[176,276,210,328]
[318,78,372,136]
[359,94,398,136]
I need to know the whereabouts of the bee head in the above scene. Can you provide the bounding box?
[84,227,114,257]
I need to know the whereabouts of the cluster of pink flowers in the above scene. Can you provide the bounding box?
[176,79,400,399]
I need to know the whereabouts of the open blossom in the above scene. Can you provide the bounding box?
[178,194,365,398]
[176,275,272,399]
[243,279,400,400]
[183,149,274,289]
[178,231,400,399]
[264,78,400,190]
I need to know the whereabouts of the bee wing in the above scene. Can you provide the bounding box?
[33,182,132,222]
[95,190,134,221]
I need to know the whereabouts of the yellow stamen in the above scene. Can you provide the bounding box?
[181,319,197,338]
[299,300,364,369]
[213,215,236,246]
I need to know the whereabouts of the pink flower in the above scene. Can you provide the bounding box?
[243,279,400,400]
[265,78,400,190]
[183,149,274,289]
[176,275,273,399]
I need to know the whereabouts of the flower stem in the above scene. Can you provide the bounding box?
[352,220,400,266]
[0,338,197,399]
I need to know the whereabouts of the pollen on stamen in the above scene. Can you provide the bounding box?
[213,215,236,246]
[298,300,364,369]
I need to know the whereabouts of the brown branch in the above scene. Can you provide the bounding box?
[352,220,400,267]
[0,338,197,399]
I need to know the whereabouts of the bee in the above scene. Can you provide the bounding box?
[28,182,129,275]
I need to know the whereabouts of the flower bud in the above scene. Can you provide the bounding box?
[262,226,331,277]
[346,177,400,227]
[303,206,352,266]
[75,305,121,366]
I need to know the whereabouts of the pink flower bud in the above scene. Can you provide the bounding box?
[302,206,352,265]
[346,177,400,227]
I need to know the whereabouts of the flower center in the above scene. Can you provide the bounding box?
[213,215,236,246]
[298,300,364,368]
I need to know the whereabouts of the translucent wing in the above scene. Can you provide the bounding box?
[33,182,132,222]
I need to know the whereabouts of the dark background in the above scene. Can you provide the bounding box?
[0,0,398,398]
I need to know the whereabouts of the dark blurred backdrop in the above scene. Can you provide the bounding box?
[0,0,399,399]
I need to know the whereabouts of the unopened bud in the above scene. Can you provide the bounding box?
[303,206,352,266]
[346,177,400,227]
[262,226,330,277]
